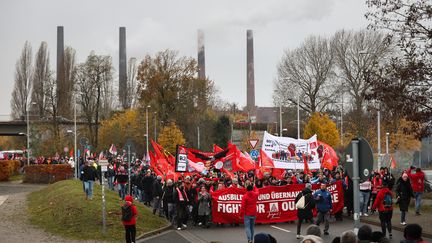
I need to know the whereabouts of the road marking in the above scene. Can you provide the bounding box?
[0,195,8,206]
[271,225,291,233]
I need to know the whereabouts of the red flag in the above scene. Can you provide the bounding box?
[390,155,397,169]
[317,141,339,169]
[213,144,224,153]
[149,152,163,176]
[69,148,74,158]
[260,149,275,168]
[272,168,286,180]
[303,154,311,175]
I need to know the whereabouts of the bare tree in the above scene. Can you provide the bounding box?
[56,47,76,120]
[274,36,336,114]
[76,52,113,148]
[32,42,50,118]
[44,71,60,146]
[331,30,391,113]
[11,41,33,120]
[331,29,391,136]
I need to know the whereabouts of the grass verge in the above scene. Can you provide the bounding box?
[9,173,23,181]
[27,179,169,242]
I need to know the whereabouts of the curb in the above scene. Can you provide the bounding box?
[137,223,173,240]
[360,218,432,239]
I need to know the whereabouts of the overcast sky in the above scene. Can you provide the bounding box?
[0,0,368,118]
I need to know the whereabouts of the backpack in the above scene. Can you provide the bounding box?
[383,192,392,208]
[296,195,306,209]
[121,203,133,221]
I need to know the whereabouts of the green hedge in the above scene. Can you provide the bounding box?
[23,164,73,184]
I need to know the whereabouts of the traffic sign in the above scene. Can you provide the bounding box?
[249,139,259,149]
[250,150,259,159]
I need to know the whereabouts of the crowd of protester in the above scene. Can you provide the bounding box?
[74,154,429,242]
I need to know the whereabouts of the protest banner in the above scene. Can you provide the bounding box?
[211,181,344,224]
[262,131,320,170]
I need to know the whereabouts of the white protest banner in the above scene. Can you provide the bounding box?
[262,131,320,170]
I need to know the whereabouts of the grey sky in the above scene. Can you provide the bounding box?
[0,0,368,118]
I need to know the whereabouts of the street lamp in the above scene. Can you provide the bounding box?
[359,50,382,169]
[386,132,389,155]
[153,111,157,142]
[145,105,150,161]
[297,95,300,139]
[25,101,37,165]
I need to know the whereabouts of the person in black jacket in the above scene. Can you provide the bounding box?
[152,176,163,216]
[162,179,175,221]
[141,170,154,206]
[396,172,414,225]
[81,160,98,200]
[295,183,316,239]
[173,180,189,230]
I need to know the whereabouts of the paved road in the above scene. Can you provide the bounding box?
[139,220,432,243]
[0,180,45,196]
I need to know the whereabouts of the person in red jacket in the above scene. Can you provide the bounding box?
[240,184,259,243]
[407,166,425,215]
[122,195,138,243]
[372,181,393,239]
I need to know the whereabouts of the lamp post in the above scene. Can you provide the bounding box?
[279,105,282,137]
[74,98,77,179]
[197,126,200,149]
[26,101,37,165]
[386,132,389,155]
[146,105,150,161]
[377,110,381,169]
[153,112,157,141]
[297,95,300,139]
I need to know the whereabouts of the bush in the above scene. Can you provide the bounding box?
[0,160,20,181]
[23,164,73,184]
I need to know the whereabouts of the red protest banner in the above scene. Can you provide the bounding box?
[211,181,344,224]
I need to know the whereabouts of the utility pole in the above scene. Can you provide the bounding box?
[279,105,282,137]
[74,96,77,179]
[154,112,157,141]
[352,140,360,233]
[297,95,300,139]
[197,126,200,149]
[377,110,381,169]
[146,105,150,160]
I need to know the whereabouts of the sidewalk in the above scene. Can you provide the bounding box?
[360,209,432,238]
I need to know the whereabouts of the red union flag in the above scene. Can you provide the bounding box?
[211,181,344,224]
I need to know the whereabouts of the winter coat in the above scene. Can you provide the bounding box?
[81,165,98,181]
[241,188,259,216]
[313,189,332,213]
[162,185,175,204]
[197,192,211,216]
[408,169,425,193]
[173,187,189,204]
[141,175,154,194]
[372,187,393,212]
[185,185,198,205]
[115,173,128,184]
[122,195,138,226]
[396,178,414,212]
[152,180,163,198]
[295,187,316,220]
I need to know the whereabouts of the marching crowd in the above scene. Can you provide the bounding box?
[78,156,428,243]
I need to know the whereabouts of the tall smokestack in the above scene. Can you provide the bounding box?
[246,30,255,113]
[197,30,205,79]
[119,27,127,109]
[56,26,65,116]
